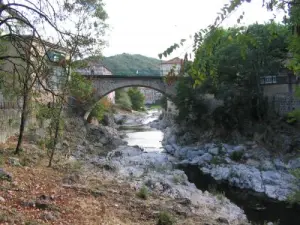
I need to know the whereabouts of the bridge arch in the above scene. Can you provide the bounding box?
[82,75,177,120]
[85,75,176,100]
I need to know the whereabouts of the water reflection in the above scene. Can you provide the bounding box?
[121,109,164,152]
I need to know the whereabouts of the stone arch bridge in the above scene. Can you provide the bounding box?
[83,75,178,100]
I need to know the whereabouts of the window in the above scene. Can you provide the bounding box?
[260,75,277,85]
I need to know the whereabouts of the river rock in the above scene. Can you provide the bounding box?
[164,145,175,155]
[245,159,260,167]
[232,145,246,152]
[208,147,219,156]
[114,114,126,125]
[260,160,275,171]
[261,170,297,200]
[287,157,300,169]
[7,157,21,167]
[223,164,264,193]
[186,149,205,160]
[0,168,12,181]
[93,144,248,224]
[102,113,116,127]
[273,159,288,170]
[168,135,177,145]
[190,153,213,166]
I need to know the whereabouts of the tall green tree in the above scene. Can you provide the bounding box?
[127,87,145,111]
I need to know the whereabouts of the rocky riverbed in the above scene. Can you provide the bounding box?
[150,116,300,202]
[64,111,250,225]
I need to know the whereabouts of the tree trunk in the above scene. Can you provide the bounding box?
[48,105,63,167]
[15,93,28,154]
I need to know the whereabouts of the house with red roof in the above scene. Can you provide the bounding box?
[160,57,183,76]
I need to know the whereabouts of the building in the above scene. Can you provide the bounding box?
[160,57,183,76]
[139,87,162,104]
[76,62,115,103]
[0,35,70,107]
[159,57,183,115]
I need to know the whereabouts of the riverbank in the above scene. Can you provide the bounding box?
[149,114,300,224]
[0,110,250,225]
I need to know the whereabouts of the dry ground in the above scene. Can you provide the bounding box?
[0,140,218,225]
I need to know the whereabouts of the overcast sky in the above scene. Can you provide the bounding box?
[101,0,284,60]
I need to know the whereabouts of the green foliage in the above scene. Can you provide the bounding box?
[172,174,185,184]
[89,102,107,121]
[36,103,53,120]
[290,168,300,178]
[287,168,300,204]
[115,89,132,110]
[85,53,161,75]
[136,185,149,200]
[286,109,300,124]
[0,153,3,166]
[69,72,94,103]
[159,96,167,110]
[230,151,244,162]
[173,23,288,134]
[127,87,145,111]
[157,211,175,225]
[174,77,209,125]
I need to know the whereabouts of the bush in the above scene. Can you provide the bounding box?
[287,168,300,204]
[286,109,300,125]
[136,185,148,200]
[0,154,3,166]
[157,211,175,225]
[88,97,111,121]
[230,151,244,161]
[127,87,145,111]
[115,89,132,110]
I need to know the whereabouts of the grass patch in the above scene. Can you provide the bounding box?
[172,174,185,184]
[157,211,175,225]
[136,185,149,200]
[230,151,244,161]
[287,168,300,204]
[149,105,162,110]
[0,153,4,166]
[208,184,226,201]
[211,156,225,165]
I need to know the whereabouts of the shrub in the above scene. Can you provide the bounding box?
[89,97,111,121]
[286,109,300,125]
[287,168,300,204]
[137,185,148,200]
[115,89,132,110]
[0,151,4,166]
[127,87,145,111]
[157,211,175,225]
[172,174,185,184]
[230,151,244,161]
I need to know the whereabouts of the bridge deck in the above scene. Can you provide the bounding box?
[82,75,163,79]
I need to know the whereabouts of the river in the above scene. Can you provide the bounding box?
[118,109,300,225]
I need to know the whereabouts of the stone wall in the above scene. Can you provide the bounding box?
[0,109,21,143]
[270,93,300,116]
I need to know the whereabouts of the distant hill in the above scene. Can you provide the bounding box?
[91,53,161,76]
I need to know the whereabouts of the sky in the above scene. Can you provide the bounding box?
[101,0,284,60]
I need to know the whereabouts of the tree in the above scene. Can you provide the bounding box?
[115,89,132,110]
[127,87,145,111]
[0,0,108,154]
[88,97,111,121]
[172,23,289,133]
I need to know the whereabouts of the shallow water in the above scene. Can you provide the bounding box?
[121,110,164,152]
[119,110,300,225]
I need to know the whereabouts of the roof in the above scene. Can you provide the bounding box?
[161,57,183,65]
[1,34,70,53]
[87,61,112,73]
